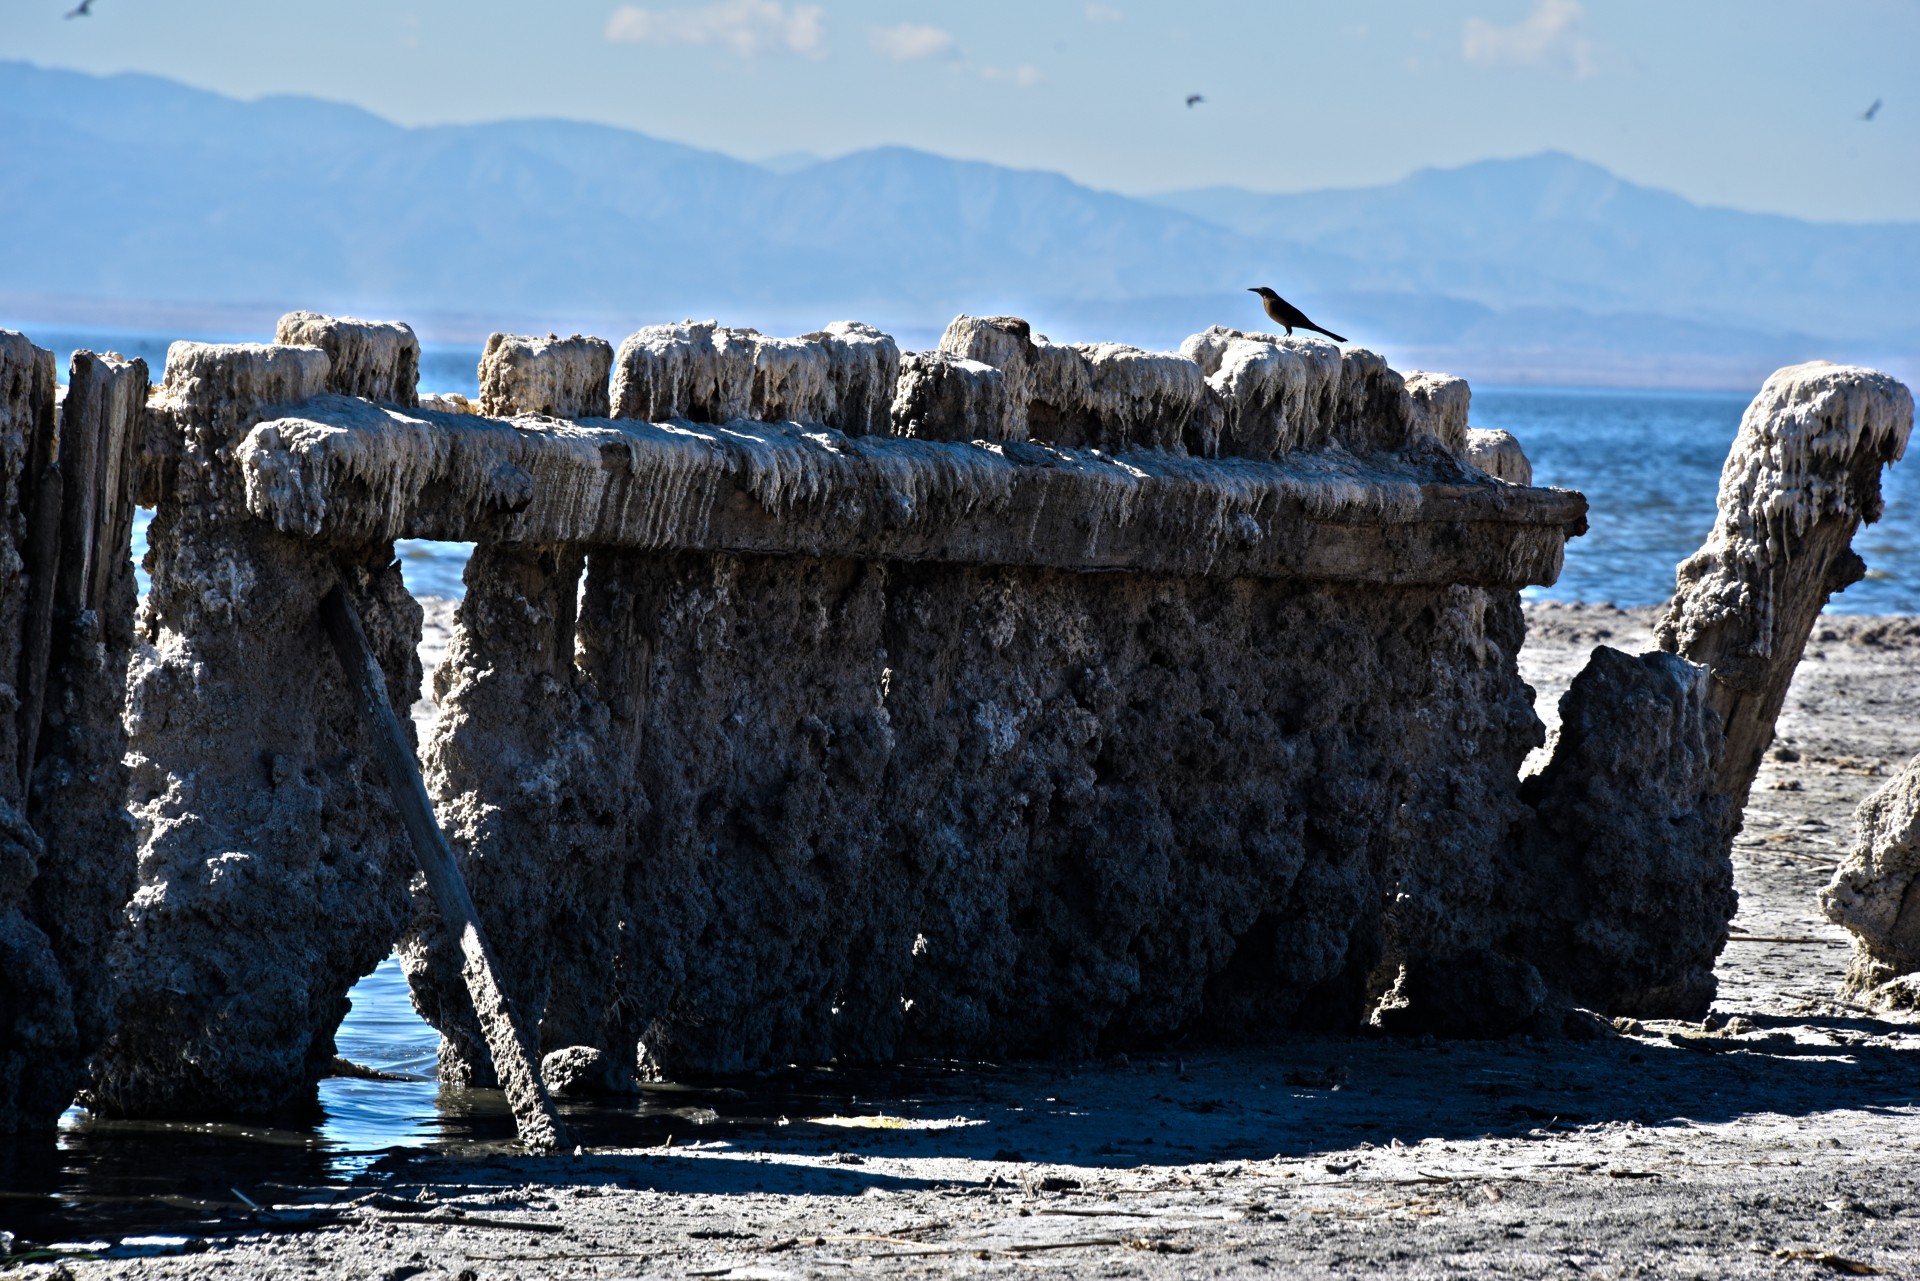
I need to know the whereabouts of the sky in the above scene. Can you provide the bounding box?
[2,0,1916,223]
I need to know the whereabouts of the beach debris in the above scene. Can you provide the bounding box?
[1774,1248,1888,1275]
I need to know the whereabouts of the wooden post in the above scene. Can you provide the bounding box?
[16,351,62,795]
[319,583,569,1153]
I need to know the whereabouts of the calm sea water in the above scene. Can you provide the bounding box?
[11,331,1917,1199]
[1481,385,1920,614]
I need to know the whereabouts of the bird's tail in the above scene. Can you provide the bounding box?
[1306,325,1346,344]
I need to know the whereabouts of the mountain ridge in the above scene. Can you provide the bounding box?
[2,61,1912,390]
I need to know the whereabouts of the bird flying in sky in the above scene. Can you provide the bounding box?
[64,0,94,15]
[1185,94,1205,108]
[1862,98,1883,121]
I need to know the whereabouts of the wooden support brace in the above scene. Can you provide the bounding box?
[319,583,569,1153]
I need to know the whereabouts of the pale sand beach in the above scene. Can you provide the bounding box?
[87,599,1910,1281]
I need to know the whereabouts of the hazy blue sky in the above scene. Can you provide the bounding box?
[5,1,1915,221]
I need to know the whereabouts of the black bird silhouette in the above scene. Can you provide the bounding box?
[1185,93,1204,108]
[1862,98,1882,121]
[1248,287,1345,342]
[64,0,93,16]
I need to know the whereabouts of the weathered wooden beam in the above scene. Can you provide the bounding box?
[16,346,62,794]
[319,583,569,1153]
[238,397,1586,589]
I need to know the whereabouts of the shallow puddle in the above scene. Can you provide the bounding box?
[1,956,977,1252]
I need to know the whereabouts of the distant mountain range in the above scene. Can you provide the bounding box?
[2,60,1913,390]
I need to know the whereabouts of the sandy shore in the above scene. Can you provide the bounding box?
[22,601,1920,1279]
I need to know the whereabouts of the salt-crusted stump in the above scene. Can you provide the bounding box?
[1499,361,1912,1025]
[1658,362,1913,805]
[89,337,426,1119]
[1822,753,1920,1008]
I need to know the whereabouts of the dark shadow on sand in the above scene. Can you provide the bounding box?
[6,1020,1915,1249]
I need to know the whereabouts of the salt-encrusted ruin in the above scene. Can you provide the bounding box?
[0,308,1908,1130]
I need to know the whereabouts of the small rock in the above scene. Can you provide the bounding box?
[1283,1064,1349,1089]
[540,1045,640,1098]
[1027,1174,1082,1193]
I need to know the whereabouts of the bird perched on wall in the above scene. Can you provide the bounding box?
[1185,94,1205,108]
[1861,98,1882,121]
[1248,287,1346,343]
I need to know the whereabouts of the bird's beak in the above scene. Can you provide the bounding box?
[1246,287,1258,294]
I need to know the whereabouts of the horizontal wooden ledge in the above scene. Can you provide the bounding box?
[233,395,1587,588]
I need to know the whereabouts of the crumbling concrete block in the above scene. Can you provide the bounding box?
[612,321,901,432]
[145,342,327,509]
[802,321,901,436]
[274,311,419,407]
[1062,342,1212,453]
[610,321,772,424]
[744,334,832,425]
[478,333,613,419]
[1330,346,1414,454]
[1822,753,1920,1006]
[937,316,1212,453]
[889,352,1017,442]
[1403,372,1471,454]
[938,315,1039,413]
[1193,332,1336,459]
[1465,428,1531,484]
